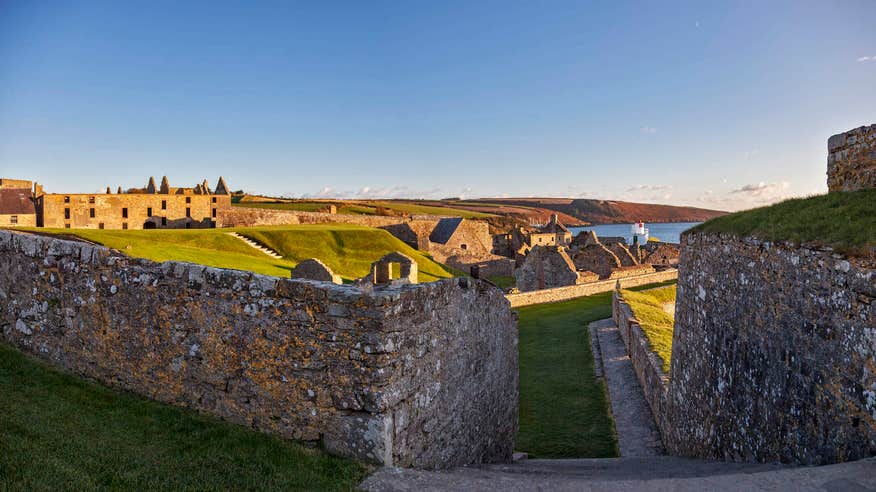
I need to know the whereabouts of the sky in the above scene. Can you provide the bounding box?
[1,1,874,211]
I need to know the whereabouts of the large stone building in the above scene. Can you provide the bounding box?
[20,176,233,230]
[0,179,37,227]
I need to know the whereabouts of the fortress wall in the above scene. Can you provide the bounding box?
[665,232,876,464]
[0,230,518,469]
[828,124,876,192]
[506,269,678,308]
[219,206,420,229]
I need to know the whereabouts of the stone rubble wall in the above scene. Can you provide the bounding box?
[666,232,876,464]
[608,264,656,280]
[0,230,518,469]
[506,269,678,308]
[218,206,416,229]
[827,124,876,192]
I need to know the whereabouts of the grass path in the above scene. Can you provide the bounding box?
[516,292,618,458]
[515,281,676,458]
[0,343,367,491]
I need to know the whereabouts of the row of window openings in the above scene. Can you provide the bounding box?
[63,196,217,204]
[64,207,217,219]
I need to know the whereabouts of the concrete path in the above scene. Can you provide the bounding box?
[360,457,876,491]
[589,318,663,457]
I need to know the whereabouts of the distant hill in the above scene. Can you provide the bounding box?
[459,198,727,225]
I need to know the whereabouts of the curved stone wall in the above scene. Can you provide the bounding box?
[0,230,518,469]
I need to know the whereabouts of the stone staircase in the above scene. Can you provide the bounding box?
[360,456,876,491]
[226,232,283,259]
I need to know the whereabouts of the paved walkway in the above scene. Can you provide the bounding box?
[360,457,876,491]
[589,318,663,457]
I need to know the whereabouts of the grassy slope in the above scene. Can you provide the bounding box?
[516,293,618,458]
[692,189,876,256]
[234,201,494,219]
[620,285,677,373]
[26,225,456,282]
[242,225,458,282]
[0,343,367,491]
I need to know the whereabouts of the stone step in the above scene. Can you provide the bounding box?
[225,232,284,259]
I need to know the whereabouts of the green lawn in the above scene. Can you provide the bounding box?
[692,189,876,256]
[516,293,618,458]
[23,224,458,282]
[620,285,677,373]
[515,281,677,458]
[234,201,494,219]
[0,342,367,491]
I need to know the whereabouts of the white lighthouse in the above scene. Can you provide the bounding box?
[632,221,649,243]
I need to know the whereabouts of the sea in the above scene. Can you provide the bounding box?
[568,222,701,244]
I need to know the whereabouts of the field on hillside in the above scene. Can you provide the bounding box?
[0,343,366,490]
[25,225,458,282]
[234,200,494,219]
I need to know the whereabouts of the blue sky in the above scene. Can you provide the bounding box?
[1,1,874,211]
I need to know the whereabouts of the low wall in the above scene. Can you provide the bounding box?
[665,232,875,464]
[219,206,413,228]
[0,230,518,469]
[506,269,677,308]
[612,289,670,446]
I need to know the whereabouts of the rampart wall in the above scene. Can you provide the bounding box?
[219,206,425,229]
[828,124,876,192]
[665,232,875,464]
[0,230,518,469]
[506,269,678,308]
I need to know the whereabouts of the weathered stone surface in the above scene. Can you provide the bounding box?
[506,269,678,308]
[0,230,518,469]
[513,245,580,292]
[665,232,876,465]
[572,243,622,279]
[827,124,876,192]
[291,258,341,284]
[641,242,681,268]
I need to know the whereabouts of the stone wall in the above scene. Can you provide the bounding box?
[612,289,670,447]
[608,264,656,280]
[827,124,876,192]
[665,232,875,464]
[513,245,580,292]
[0,230,518,469]
[506,269,678,308]
[219,206,412,229]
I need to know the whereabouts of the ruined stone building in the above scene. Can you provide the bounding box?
[513,245,599,292]
[492,214,573,260]
[0,179,37,227]
[1,176,233,230]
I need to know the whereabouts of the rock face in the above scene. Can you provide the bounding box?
[291,258,341,284]
[0,230,518,469]
[666,232,876,465]
[827,124,876,192]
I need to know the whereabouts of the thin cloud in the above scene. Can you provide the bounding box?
[640,126,658,134]
[857,55,876,62]
[626,184,672,192]
[730,181,791,205]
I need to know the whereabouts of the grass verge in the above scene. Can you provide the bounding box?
[0,342,367,491]
[691,189,876,257]
[619,285,677,373]
[18,224,458,282]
